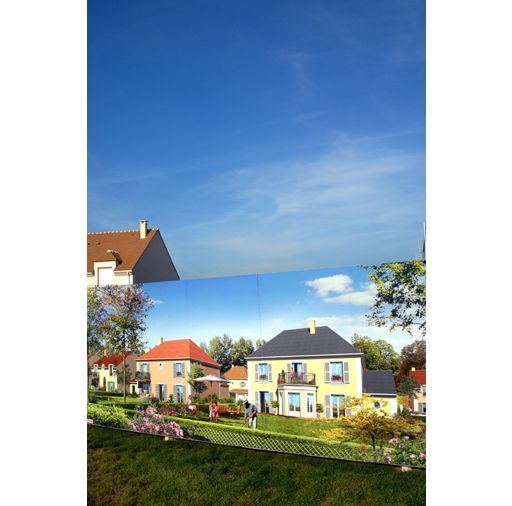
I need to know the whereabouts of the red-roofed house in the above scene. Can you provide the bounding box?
[136,338,229,401]
[223,366,248,401]
[91,352,138,393]
[410,367,426,414]
[87,219,179,286]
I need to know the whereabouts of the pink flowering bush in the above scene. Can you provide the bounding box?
[384,436,426,466]
[129,406,184,438]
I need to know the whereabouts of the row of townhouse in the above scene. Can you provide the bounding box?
[90,321,399,418]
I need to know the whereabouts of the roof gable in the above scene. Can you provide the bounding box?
[247,326,361,359]
[87,228,158,273]
[137,339,219,367]
[410,369,426,385]
[224,366,247,380]
[93,352,133,368]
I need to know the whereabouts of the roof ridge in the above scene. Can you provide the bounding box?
[88,228,158,235]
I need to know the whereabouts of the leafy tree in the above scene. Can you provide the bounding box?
[199,341,209,353]
[255,338,266,350]
[364,260,426,337]
[230,337,255,367]
[87,287,105,355]
[206,334,233,373]
[97,284,153,402]
[325,396,408,453]
[117,364,132,393]
[398,375,420,403]
[398,339,426,380]
[351,334,400,372]
[187,363,207,396]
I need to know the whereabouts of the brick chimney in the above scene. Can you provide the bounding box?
[309,319,316,335]
[160,337,164,344]
[139,219,148,239]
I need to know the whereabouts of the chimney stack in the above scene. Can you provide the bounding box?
[309,319,316,335]
[139,219,148,239]
[160,337,164,345]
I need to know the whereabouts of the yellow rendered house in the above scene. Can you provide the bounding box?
[223,366,248,401]
[246,320,397,418]
[91,352,138,393]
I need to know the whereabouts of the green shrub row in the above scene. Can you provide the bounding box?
[87,404,130,428]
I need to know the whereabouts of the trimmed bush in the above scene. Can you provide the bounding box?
[87,404,130,428]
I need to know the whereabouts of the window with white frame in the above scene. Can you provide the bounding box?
[330,362,343,382]
[109,364,114,376]
[258,363,269,381]
[97,267,113,286]
[422,385,426,396]
[175,362,184,377]
[331,394,345,418]
[240,381,246,387]
[306,393,314,414]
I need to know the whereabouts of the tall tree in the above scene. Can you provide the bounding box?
[351,334,400,372]
[398,339,426,381]
[87,287,105,355]
[98,284,153,402]
[230,337,255,367]
[364,260,426,337]
[207,334,233,373]
[187,363,207,397]
[255,338,266,350]
[398,375,420,402]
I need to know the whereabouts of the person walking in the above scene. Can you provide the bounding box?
[244,400,258,429]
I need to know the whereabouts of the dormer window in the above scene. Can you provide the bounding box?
[97,267,113,286]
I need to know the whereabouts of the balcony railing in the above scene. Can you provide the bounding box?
[135,371,151,380]
[277,372,316,386]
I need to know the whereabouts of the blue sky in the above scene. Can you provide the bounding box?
[88,0,425,279]
[143,264,421,353]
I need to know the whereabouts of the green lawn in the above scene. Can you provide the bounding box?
[88,426,425,506]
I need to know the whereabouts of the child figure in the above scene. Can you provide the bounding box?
[212,402,219,423]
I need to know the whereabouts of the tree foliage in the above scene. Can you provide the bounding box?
[97,284,153,401]
[255,339,267,350]
[325,396,409,451]
[398,339,426,381]
[230,337,255,367]
[364,260,426,337]
[398,375,420,400]
[206,334,233,373]
[187,363,207,395]
[87,287,105,355]
[351,334,400,372]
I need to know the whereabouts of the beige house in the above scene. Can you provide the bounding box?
[91,352,138,393]
[136,338,229,401]
[87,220,179,286]
[224,366,248,401]
[410,368,426,414]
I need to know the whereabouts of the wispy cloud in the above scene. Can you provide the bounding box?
[276,49,315,93]
[306,273,376,306]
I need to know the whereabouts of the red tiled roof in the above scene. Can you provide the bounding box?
[93,352,133,368]
[87,228,158,273]
[230,388,248,394]
[224,366,248,380]
[410,369,426,385]
[137,339,219,368]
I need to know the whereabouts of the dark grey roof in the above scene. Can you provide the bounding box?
[247,326,361,359]
[363,370,397,395]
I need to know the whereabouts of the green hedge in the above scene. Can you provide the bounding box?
[87,404,130,428]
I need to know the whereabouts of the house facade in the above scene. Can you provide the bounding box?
[362,370,398,415]
[91,352,138,393]
[410,368,426,414]
[87,220,179,286]
[247,321,369,418]
[223,366,248,401]
[135,338,229,401]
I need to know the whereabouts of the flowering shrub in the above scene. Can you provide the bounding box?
[384,436,426,466]
[129,406,184,438]
[87,404,129,428]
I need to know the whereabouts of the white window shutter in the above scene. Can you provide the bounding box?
[287,363,292,373]
[173,363,177,378]
[324,395,331,418]
[254,363,258,382]
[174,385,178,402]
[268,364,272,382]
[324,362,330,383]
[343,361,350,383]
[269,392,274,412]
[303,362,308,376]
[255,391,260,412]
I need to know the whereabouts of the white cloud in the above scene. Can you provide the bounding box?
[305,274,354,297]
[306,273,376,307]
[150,299,164,306]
